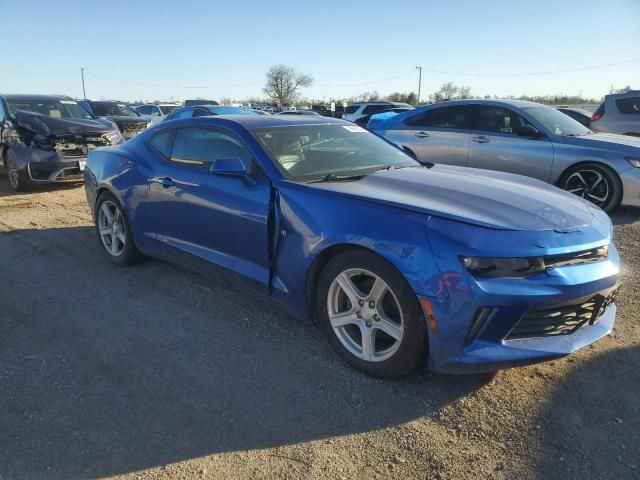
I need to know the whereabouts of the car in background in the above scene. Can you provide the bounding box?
[0,94,123,191]
[371,99,640,211]
[162,105,259,121]
[590,92,640,137]
[133,104,181,125]
[184,99,219,107]
[275,110,322,116]
[556,106,592,128]
[79,100,150,140]
[84,115,619,378]
[342,102,413,122]
[355,107,414,128]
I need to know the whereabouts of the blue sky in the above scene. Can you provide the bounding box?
[2,0,639,102]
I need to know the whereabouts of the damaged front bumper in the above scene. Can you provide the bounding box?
[11,129,124,184]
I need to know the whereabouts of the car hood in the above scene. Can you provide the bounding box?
[563,132,640,152]
[307,165,593,231]
[13,110,115,135]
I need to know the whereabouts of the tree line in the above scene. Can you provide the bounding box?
[220,64,604,107]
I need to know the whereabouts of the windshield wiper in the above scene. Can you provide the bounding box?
[307,173,366,183]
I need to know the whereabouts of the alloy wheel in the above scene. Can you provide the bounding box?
[327,268,404,362]
[98,200,126,257]
[564,169,610,207]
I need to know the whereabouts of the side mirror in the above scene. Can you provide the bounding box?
[211,157,256,185]
[516,125,542,138]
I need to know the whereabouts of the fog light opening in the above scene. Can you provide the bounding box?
[465,307,493,346]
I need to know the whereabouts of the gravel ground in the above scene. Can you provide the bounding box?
[0,176,638,480]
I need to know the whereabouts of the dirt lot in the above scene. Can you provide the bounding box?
[0,176,638,480]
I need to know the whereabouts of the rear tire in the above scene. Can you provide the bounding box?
[95,192,142,266]
[560,162,622,212]
[316,249,427,378]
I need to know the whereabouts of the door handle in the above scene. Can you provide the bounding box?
[150,176,175,188]
[414,131,430,138]
[472,136,490,143]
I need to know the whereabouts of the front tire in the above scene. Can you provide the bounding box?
[561,162,622,212]
[95,192,141,266]
[5,149,32,192]
[316,249,427,378]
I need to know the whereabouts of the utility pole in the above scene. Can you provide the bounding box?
[81,68,86,99]
[416,66,423,104]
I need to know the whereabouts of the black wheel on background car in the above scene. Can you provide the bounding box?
[561,162,622,212]
[95,192,141,266]
[316,249,428,378]
[5,150,32,192]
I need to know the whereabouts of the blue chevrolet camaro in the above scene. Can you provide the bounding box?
[84,115,620,378]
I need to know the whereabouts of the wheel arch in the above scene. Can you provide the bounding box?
[556,160,623,189]
[305,243,424,323]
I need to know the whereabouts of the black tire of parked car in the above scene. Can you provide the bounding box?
[5,149,32,192]
[315,248,428,378]
[94,191,142,266]
[560,162,622,213]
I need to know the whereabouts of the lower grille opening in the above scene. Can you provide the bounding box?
[506,288,618,340]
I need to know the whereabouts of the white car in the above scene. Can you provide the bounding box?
[133,104,180,125]
[342,102,412,122]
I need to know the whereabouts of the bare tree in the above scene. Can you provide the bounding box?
[263,65,313,106]
[430,82,473,102]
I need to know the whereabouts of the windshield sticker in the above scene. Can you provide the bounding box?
[343,125,366,133]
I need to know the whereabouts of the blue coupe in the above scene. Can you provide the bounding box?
[84,116,620,378]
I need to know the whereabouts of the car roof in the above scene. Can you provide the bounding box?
[167,115,348,129]
[2,94,74,102]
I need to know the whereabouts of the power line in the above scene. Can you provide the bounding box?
[417,58,640,77]
[317,70,416,87]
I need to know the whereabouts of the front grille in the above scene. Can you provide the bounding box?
[506,288,618,340]
[54,133,110,158]
[542,246,608,269]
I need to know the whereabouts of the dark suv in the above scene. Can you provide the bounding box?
[0,94,123,191]
[78,100,150,139]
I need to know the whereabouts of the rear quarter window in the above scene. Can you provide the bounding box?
[615,97,640,115]
[149,130,175,159]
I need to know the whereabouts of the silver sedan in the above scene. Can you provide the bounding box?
[372,99,640,212]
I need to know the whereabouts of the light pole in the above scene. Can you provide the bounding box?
[415,66,422,104]
[81,68,86,99]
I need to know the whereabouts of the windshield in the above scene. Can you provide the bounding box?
[91,102,139,117]
[252,124,418,181]
[160,105,179,115]
[522,105,591,136]
[7,98,93,119]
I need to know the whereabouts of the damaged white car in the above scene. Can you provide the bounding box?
[0,94,124,191]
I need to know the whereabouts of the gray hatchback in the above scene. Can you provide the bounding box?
[372,99,640,211]
[590,91,640,137]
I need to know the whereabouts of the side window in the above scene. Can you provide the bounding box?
[406,106,471,130]
[193,108,210,117]
[175,108,194,119]
[362,105,388,115]
[475,106,532,135]
[344,105,359,114]
[137,105,151,115]
[149,130,175,159]
[615,97,640,115]
[170,128,253,170]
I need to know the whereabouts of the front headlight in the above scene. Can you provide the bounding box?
[146,121,152,129]
[106,131,125,145]
[625,157,640,168]
[461,256,545,279]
